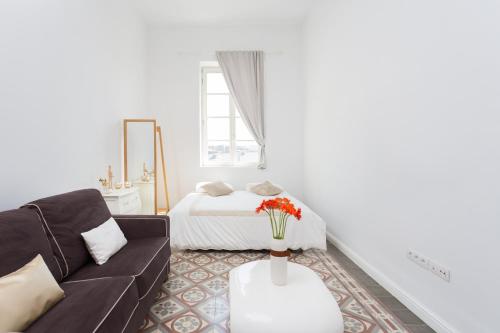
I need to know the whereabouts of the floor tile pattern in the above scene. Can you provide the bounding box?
[140,249,414,333]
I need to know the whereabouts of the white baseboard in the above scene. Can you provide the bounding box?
[326,231,457,333]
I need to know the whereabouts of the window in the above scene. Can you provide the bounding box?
[200,65,259,167]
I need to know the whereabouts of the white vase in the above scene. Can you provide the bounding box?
[270,238,288,286]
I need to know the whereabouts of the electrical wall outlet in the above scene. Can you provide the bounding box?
[407,249,451,282]
[429,261,451,282]
[406,249,429,269]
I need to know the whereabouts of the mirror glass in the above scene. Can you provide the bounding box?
[125,120,156,214]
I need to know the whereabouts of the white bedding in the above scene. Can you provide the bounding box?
[168,191,326,250]
[190,190,265,216]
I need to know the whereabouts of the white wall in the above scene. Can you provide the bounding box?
[147,25,304,204]
[303,1,500,332]
[0,0,147,210]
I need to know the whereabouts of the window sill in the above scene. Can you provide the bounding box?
[200,163,259,168]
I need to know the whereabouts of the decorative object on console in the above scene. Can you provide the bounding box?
[98,165,115,194]
[98,177,110,194]
[256,198,302,285]
[114,182,122,190]
[107,165,113,190]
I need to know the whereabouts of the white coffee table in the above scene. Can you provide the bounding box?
[229,260,344,333]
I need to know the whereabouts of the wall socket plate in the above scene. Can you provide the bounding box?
[407,249,451,282]
[429,261,451,281]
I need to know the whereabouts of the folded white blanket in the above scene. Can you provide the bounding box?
[189,191,274,216]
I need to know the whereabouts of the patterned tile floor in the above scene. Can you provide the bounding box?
[139,244,433,333]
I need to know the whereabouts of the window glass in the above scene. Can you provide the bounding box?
[207,73,229,94]
[207,118,230,141]
[207,141,231,163]
[207,95,230,117]
[201,66,258,166]
[236,141,260,163]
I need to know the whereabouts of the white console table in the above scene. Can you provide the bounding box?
[101,188,141,214]
[133,179,155,214]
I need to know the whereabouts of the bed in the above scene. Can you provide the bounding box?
[168,190,326,250]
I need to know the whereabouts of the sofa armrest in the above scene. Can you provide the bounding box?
[113,215,169,240]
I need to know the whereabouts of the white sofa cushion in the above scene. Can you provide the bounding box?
[81,217,127,265]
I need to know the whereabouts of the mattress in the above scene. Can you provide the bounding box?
[168,191,326,251]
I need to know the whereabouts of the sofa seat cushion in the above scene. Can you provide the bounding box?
[25,276,138,333]
[24,189,112,279]
[0,209,63,281]
[66,237,170,299]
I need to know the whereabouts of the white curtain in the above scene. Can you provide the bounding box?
[216,51,266,169]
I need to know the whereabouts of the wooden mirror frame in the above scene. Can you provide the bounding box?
[156,126,170,213]
[123,119,158,214]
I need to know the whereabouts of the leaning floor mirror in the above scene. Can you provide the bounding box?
[124,119,170,215]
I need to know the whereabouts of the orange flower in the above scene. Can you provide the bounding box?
[256,197,302,221]
[256,197,302,239]
[295,208,302,220]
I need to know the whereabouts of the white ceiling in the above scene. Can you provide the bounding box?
[134,0,318,26]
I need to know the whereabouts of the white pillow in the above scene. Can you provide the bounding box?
[246,182,283,191]
[196,181,233,193]
[247,181,283,196]
[246,182,259,192]
[200,181,234,197]
[81,217,127,265]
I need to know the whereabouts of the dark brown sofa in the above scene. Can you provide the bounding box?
[0,189,170,333]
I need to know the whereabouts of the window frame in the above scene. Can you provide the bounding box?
[200,65,258,168]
